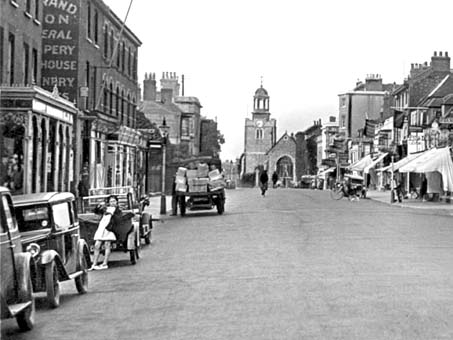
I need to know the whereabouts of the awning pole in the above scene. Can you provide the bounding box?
[390,155,395,203]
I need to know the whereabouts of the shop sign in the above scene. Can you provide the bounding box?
[439,117,453,124]
[41,0,79,102]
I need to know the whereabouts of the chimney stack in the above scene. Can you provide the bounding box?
[143,72,156,101]
[430,51,450,72]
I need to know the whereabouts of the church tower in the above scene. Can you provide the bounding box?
[243,83,277,175]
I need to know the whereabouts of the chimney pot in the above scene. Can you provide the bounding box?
[440,51,443,57]
[434,51,437,57]
[446,51,449,57]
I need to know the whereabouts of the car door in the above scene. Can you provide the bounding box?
[51,201,76,271]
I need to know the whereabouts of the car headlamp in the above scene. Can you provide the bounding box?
[26,243,41,257]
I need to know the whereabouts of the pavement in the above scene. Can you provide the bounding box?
[145,193,173,218]
[365,189,453,215]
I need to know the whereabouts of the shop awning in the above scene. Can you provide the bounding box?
[377,151,427,172]
[364,153,388,174]
[318,167,335,177]
[348,155,373,172]
[399,147,453,192]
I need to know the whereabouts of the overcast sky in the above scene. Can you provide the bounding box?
[104,0,453,161]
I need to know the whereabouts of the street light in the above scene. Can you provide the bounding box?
[159,118,170,214]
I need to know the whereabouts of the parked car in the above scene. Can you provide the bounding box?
[12,192,91,308]
[0,186,35,331]
[79,186,152,246]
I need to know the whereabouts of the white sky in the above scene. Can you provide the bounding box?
[104,0,453,161]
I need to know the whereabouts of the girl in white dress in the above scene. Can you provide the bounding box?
[89,195,121,270]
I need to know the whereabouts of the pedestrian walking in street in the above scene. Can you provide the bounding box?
[420,174,428,202]
[259,170,269,197]
[272,171,279,188]
[90,195,122,270]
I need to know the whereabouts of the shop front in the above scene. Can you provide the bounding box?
[82,122,147,197]
[0,86,77,195]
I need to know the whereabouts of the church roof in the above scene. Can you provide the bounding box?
[254,86,268,97]
[266,132,296,155]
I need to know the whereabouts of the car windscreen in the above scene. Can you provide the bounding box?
[15,205,50,232]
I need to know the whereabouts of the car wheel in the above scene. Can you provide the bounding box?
[45,261,60,308]
[16,270,35,331]
[75,253,88,294]
[144,232,151,245]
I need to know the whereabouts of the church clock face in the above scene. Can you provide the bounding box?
[255,120,263,128]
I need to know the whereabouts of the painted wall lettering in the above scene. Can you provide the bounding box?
[41,0,78,102]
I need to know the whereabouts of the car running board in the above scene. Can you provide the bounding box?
[8,301,33,317]
[68,270,84,280]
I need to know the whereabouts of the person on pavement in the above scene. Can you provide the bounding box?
[259,170,269,197]
[90,195,122,270]
[272,171,279,188]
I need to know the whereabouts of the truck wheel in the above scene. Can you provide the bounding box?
[180,197,186,216]
[130,250,136,265]
[45,261,60,308]
[75,253,89,294]
[16,270,35,331]
[216,199,225,215]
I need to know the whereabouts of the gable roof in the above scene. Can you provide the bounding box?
[266,132,296,155]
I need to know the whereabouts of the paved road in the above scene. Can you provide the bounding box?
[2,188,453,339]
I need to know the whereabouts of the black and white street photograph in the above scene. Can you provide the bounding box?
[1,0,453,339]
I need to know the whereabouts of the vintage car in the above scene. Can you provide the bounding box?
[79,186,152,246]
[12,192,92,308]
[0,186,35,331]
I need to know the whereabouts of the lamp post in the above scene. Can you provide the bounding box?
[159,118,170,215]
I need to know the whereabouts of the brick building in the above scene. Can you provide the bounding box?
[0,0,78,194]
[40,0,145,192]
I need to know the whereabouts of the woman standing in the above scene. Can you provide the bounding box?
[89,195,122,270]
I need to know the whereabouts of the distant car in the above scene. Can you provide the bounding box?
[0,186,35,331]
[12,192,91,308]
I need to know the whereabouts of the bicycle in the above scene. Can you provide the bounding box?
[330,182,345,200]
[330,182,359,201]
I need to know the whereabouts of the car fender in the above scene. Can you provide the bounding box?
[76,239,92,268]
[13,253,34,302]
[38,250,69,281]
[126,223,138,250]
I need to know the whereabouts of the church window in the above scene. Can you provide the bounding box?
[255,128,263,139]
